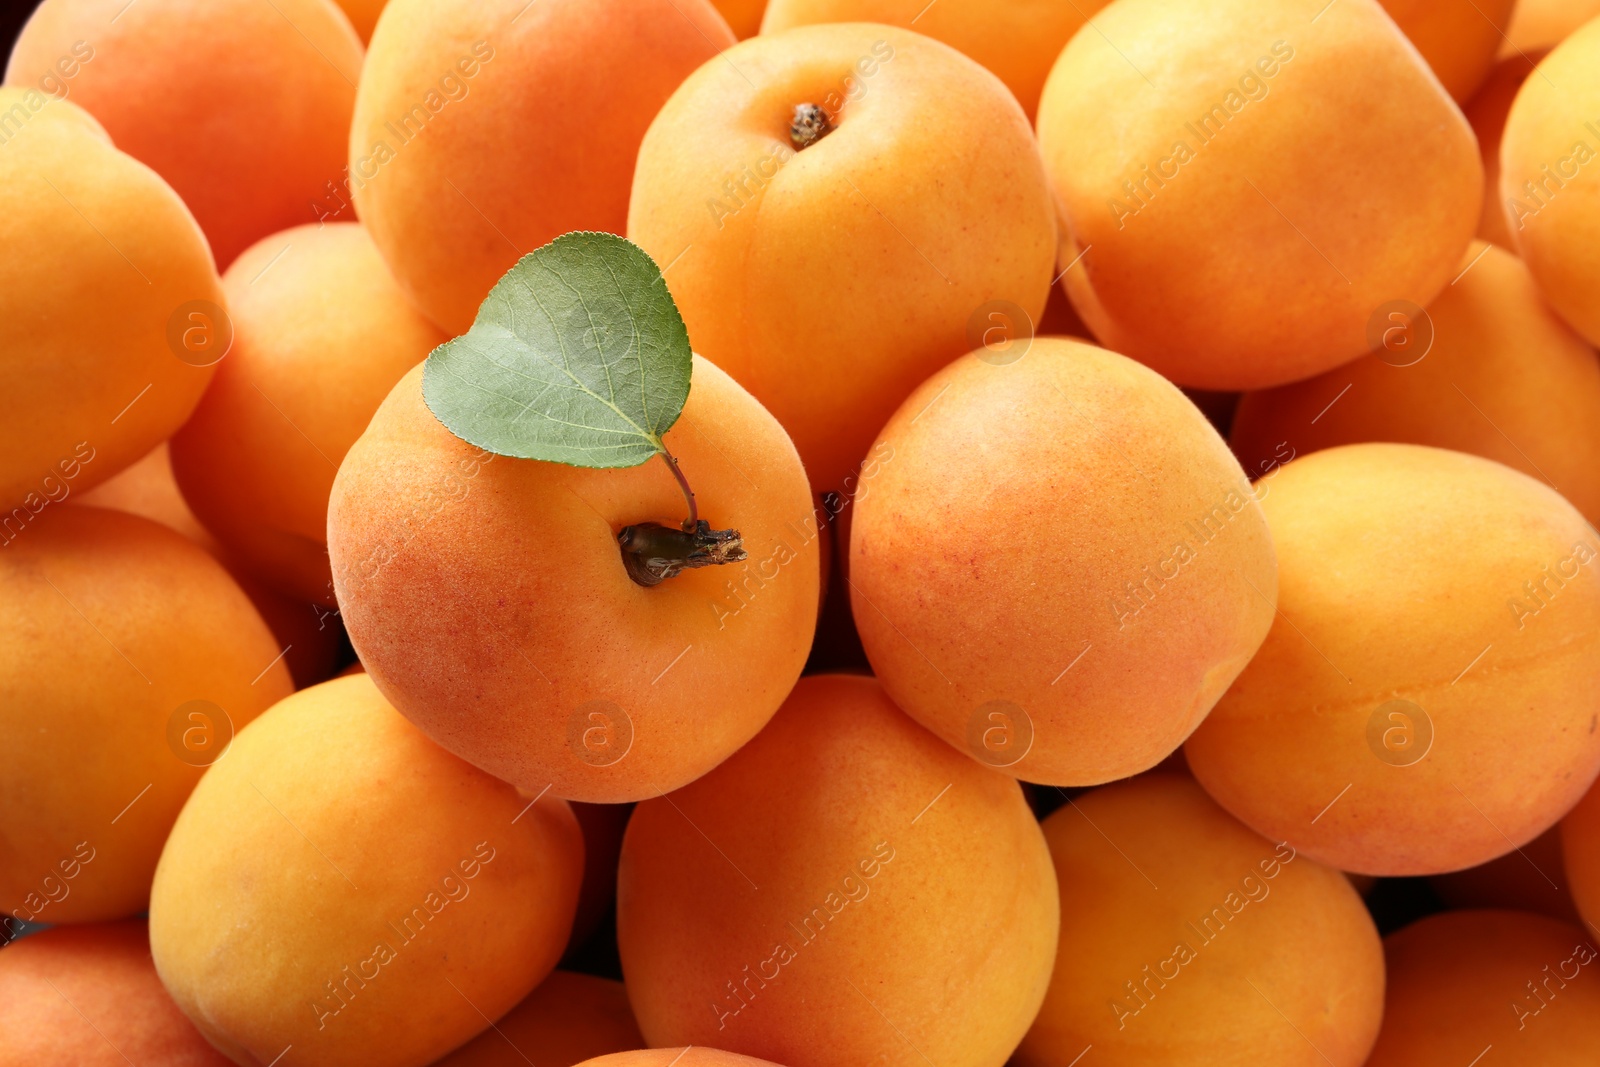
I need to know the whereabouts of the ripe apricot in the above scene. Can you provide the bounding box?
[575,1054,783,1067]
[1432,825,1582,923]
[432,971,642,1067]
[628,23,1056,496]
[6,0,363,269]
[1366,910,1600,1065]
[759,0,1111,119]
[1561,775,1600,931]
[78,444,351,688]
[0,920,231,1066]
[0,90,220,517]
[149,674,584,1067]
[1505,0,1600,53]
[1380,0,1516,100]
[1186,443,1600,875]
[850,338,1277,786]
[1016,774,1383,1067]
[713,0,767,37]
[1036,0,1482,389]
[1500,19,1600,346]
[618,674,1058,1067]
[1466,54,1545,246]
[352,0,734,333]
[1230,242,1600,524]
[328,358,819,804]
[171,222,446,607]
[0,507,291,925]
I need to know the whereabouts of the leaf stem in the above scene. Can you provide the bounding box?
[660,447,698,532]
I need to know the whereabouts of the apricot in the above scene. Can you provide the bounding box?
[759,0,1111,119]
[1366,910,1600,1065]
[336,0,389,42]
[328,358,819,804]
[0,89,220,516]
[6,0,362,269]
[575,1054,783,1067]
[617,674,1058,1067]
[0,507,291,925]
[1380,0,1516,101]
[1016,774,1383,1067]
[628,23,1056,496]
[171,222,446,607]
[1432,825,1582,924]
[1561,774,1600,931]
[432,971,642,1067]
[1505,0,1600,54]
[1036,0,1482,389]
[1230,242,1600,524]
[78,444,351,688]
[0,920,231,1066]
[1466,54,1545,247]
[713,0,767,37]
[149,674,584,1067]
[1186,443,1600,875]
[850,338,1277,786]
[352,0,734,333]
[1500,19,1600,346]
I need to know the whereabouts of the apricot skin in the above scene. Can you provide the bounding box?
[575,1054,784,1067]
[352,0,734,333]
[618,675,1058,1067]
[0,507,291,925]
[1432,824,1581,924]
[850,338,1278,786]
[0,89,221,516]
[0,921,232,1067]
[712,0,767,36]
[1466,55,1545,247]
[327,358,819,804]
[6,0,363,269]
[1016,775,1384,1067]
[149,675,585,1067]
[431,971,642,1067]
[1186,443,1600,876]
[1500,19,1600,347]
[759,0,1112,119]
[1380,0,1517,101]
[628,23,1056,496]
[1230,242,1600,525]
[1561,774,1600,932]
[171,222,446,607]
[1036,0,1482,389]
[1365,910,1600,1065]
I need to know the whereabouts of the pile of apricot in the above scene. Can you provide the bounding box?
[5,0,1600,1064]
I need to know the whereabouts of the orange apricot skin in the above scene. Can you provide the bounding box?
[5,0,362,269]
[1365,910,1600,1065]
[1466,54,1546,247]
[0,921,233,1067]
[574,1054,786,1067]
[1186,443,1600,876]
[628,23,1056,497]
[1500,19,1600,347]
[430,971,642,1067]
[149,675,584,1067]
[171,222,446,607]
[850,338,1278,786]
[327,358,819,804]
[0,90,220,516]
[759,0,1111,119]
[1504,0,1600,54]
[351,0,734,334]
[1433,824,1582,923]
[1380,0,1517,101]
[1230,242,1600,524]
[713,0,767,36]
[1037,0,1482,389]
[336,0,388,42]
[1016,775,1383,1067]
[0,507,291,925]
[618,675,1058,1067]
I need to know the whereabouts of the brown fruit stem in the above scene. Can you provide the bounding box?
[618,448,747,587]
[790,103,832,149]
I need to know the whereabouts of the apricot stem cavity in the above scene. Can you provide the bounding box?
[618,521,747,587]
[790,103,832,148]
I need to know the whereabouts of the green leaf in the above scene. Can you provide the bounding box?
[421,231,692,469]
